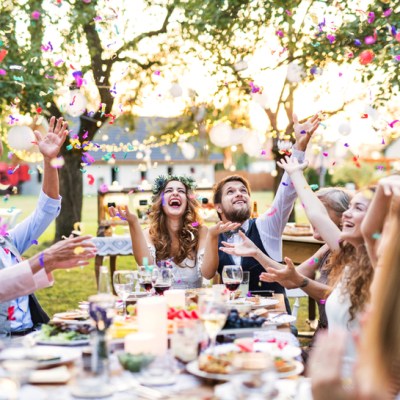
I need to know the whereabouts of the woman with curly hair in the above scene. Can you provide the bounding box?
[110,175,208,289]
[273,156,374,364]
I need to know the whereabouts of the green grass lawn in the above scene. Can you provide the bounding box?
[5,192,314,333]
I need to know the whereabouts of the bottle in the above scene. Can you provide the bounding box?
[251,201,259,218]
[98,264,111,294]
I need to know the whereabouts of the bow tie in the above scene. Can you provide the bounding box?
[224,227,245,239]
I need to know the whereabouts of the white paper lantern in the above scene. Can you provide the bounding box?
[286,62,305,83]
[7,126,35,151]
[65,89,87,117]
[251,92,270,108]
[179,142,196,160]
[242,131,264,157]
[338,122,352,136]
[209,123,232,148]
[230,128,248,145]
[169,83,183,98]
[234,60,248,72]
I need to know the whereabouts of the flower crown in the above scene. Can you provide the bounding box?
[151,175,197,200]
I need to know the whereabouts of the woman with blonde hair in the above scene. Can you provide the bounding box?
[309,177,400,400]
[110,175,208,289]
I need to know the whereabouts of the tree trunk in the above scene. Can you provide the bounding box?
[55,150,84,241]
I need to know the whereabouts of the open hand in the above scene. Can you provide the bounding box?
[220,231,257,258]
[209,221,242,238]
[259,257,300,288]
[293,113,320,151]
[109,204,138,225]
[34,116,68,160]
[277,155,308,176]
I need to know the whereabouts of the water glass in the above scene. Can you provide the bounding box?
[239,271,250,297]
[222,265,243,300]
[113,270,135,317]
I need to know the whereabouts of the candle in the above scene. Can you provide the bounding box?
[136,296,168,355]
[124,332,158,355]
[164,289,186,309]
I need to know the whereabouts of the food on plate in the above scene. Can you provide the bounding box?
[252,308,269,318]
[109,320,137,339]
[274,356,297,373]
[198,353,235,374]
[53,311,89,321]
[232,352,273,371]
[37,321,93,343]
[246,296,261,305]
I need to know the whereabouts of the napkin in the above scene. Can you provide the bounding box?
[29,366,71,384]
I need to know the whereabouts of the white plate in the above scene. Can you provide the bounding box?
[228,298,279,309]
[186,359,303,381]
[0,346,81,369]
[263,314,297,326]
[31,332,90,347]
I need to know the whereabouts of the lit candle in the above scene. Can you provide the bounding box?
[136,296,167,355]
[124,332,158,355]
[164,289,186,309]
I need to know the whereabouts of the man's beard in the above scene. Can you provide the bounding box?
[223,205,251,223]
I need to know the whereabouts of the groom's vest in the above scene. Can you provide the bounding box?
[0,236,49,335]
[217,218,291,313]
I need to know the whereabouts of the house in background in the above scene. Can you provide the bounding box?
[22,116,224,196]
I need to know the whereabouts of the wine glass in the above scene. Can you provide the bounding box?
[198,294,229,353]
[153,267,173,295]
[113,270,135,317]
[138,266,154,295]
[222,265,243,300]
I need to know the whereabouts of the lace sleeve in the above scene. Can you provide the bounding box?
[147,244,156,264]
[196,248,205,274]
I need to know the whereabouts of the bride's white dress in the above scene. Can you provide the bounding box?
[148,244,204,289]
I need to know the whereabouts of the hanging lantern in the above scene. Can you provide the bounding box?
[179,142,196,160]
[286,62,305,83]
[169,83,183,98]
[209,123,232,148]
[338,122,352,136]
[7,126,35,151]
[243,131,264,156]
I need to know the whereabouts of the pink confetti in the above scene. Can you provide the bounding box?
[327,34,336,43]
[31,10,41,20]
[0,69,6,76]
[394,55,400,61]
[383,9,392,17]
[54,59,64,66]
[191,222,199,227]
[367,12,375,24]
[323,152,328,157]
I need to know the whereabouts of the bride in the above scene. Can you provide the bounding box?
[109,175,208,289]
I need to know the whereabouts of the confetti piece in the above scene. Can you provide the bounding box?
[383,9,392,17]
[191,222,199,227]
[372,232,381,240]
[367,12,375,24]
[0,69,6,76]
[322,152,328,157]
[66,144,73,151]
[99,184,108,193]
[319,299,326,305]
[282,182,289,186]
[73,246,85,255]
[31,10,41,19]
[327,34,335,43]
[354,39,361,46]
[364,31,377,45]
[344,143,349,147]
[361,114,369,118]
[39,252,45,267]
[267,207,277,217]
[87,174,95,185]
[0,49,7,62]
[310,184,319,191]
[359,50,375,65]
[31,240,38,245]
[50,156,65,168]
[7,306,15,321]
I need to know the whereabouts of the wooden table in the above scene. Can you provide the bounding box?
[282,235,324,322]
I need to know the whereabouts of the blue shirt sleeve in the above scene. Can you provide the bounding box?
[9,190,61,254]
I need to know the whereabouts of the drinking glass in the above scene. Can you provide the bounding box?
[138,266,154,295]
[113,270,135,317]
[222,265,243,300]
[153,267,173,295]
[198,295,229,353]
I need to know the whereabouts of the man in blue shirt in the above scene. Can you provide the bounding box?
[0,116,69,336]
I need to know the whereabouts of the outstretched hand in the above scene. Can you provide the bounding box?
[34,116,68,160]
[109,205,138,225]
[259,257,300,289]
[44,235,97,271]
[277,155,308,176]
[220,231,257,258]
[293,113,320,151]
[209,221,242,238]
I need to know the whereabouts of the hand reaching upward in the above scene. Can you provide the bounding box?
[293,113,320,151]
[34,116,68,160]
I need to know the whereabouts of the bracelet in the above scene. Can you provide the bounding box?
[299,277,309,288]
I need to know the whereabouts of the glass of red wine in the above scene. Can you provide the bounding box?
[222,265,243,300]
[153,267,173,295]
[138,266,154,295]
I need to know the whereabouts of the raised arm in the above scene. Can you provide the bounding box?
[277,156,341,251]
[256,113,320,261]
[109,205,152,265]
[34,116,68,199]
[260,256,332,302]
[201,221,241,279]
[361,175,400,268]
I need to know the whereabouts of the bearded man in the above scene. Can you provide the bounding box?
[202,114,320,311]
